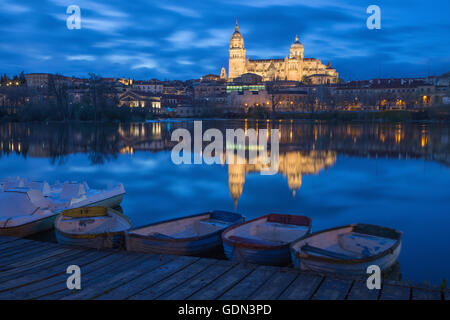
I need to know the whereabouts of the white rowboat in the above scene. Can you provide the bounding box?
[290,223,402,276]
[55,207,132,249]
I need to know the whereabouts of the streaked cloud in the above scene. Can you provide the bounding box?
[0,1,30,14]
[66,55,96,61]
[159,4,200,18]
[0,0,448,80]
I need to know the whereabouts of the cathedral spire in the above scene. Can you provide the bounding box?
[295,34,299,43]
[235,19,239,32]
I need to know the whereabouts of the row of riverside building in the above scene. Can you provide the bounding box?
[0,71,449,117]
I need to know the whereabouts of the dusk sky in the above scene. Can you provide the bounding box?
[1,0,449,81]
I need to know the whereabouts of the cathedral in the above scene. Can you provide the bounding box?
[228,21,339,83]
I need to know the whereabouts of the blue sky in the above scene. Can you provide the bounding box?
[1,0,449,81]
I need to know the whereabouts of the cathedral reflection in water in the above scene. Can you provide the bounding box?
[0,120,449,206]
[227,151,336,207]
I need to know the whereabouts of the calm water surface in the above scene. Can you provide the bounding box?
[1,120,449,284]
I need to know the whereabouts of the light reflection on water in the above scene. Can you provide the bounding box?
[0,120,449,284]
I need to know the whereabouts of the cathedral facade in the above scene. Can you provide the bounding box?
[228,21,339,83]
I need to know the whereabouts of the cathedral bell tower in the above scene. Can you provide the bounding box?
[228,20,246,81]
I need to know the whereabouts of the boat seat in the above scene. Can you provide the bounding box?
[193,220,227,235]
[301,244,356,260]
[338,232,395,256]
[253,222,309,243]
[60,183,86,201]
[228,235,284,247]
[149,232,175,240]
[203,219,231,227]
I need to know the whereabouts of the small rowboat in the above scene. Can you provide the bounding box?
[222,214,312,266]
[126,211,244,256]
[290,223,402,276]
[55,207,132,249]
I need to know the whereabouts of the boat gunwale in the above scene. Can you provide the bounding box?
[290,223,403,265]
[54,207,132,240]
[222,214,312,251]
[0,214,56,233]
[127,211,243,243]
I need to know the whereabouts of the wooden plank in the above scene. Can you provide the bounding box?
[157,260,234,300]
[0,240,42,259]
[0,246,75,271]
[0,249,95,291]
[0,242,67,264]
[0,236,20,245]
[219,266,277,300]
[380,284,411,300]
[188,264,255,300]
[36,253,150,300]
[0,243,66,268]
[445,289,450,301]
[278,272,323,300]
[0,247,87,282]
[0,238,32,251]
[312,277,353,300]
[411,288,442,300]
[0,243,55,266]
[0,248,100,287]
[4,251,116,299]
[96,256,200,300]
[248,269,298,300]
[20,251,133,299]
[130,258,218,300]
[347,280,380,300]
[61,254,177,300]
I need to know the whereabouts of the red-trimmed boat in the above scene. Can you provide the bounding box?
[222,214,312,266]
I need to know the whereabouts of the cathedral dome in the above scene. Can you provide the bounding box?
[230,20,244,45]
[231,31,243,40]
[290,35,304,59]
[291,35,303,49]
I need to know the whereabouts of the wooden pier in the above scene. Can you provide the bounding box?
[0,236,446,300]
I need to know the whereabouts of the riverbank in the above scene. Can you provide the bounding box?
[2,106,449,123]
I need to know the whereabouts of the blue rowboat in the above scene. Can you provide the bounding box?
[222,214,312,266]
[290,223,402,276]
[55,207,132,249]
[125,211,244,256]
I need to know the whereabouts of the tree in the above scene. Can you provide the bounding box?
[0,74,9,86]
[265,81,283,117]
[48,74,70,121]
[19,71,26,86]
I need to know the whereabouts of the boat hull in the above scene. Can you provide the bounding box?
[0,194,124,238]
[55,231,126,249]
[126,232,223,256]
[222,214,312,266]
[290,223,403,276]
[54,207,131,250]
[73,194,124,209]
[126,211,244,256]
[291,243,402,276]
[0,214,57,238]
[223,241,291,266]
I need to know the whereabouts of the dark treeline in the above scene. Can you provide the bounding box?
[0,71,27,86]
[0,73,154,122]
